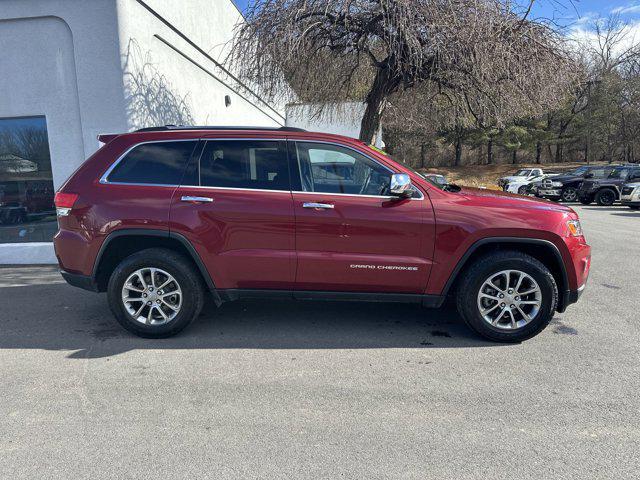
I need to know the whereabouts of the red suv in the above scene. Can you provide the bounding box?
[54,126,591,342]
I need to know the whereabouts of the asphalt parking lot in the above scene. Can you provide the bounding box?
[0,205,638,479]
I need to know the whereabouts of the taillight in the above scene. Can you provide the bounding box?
[54,192,78,216]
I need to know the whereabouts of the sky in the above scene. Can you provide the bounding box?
[233,1,640,27]
[530,0,640,27]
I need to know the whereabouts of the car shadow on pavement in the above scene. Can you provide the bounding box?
[0,268,510,358]
[611,212,640,218]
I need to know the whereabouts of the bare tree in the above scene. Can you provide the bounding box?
[229,0,577,143]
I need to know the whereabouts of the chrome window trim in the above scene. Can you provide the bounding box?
[98,137,424,200]
[99,139,199,186]
[176,185,292,194]
[289,139,424,200]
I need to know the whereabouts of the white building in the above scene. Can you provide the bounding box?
[0,0,285,263]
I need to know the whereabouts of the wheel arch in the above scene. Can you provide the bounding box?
[442,237,570,312]
[92,229,220,303]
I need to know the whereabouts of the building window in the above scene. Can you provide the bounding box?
[0,116,56,243]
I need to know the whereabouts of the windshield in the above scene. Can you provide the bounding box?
[568,166,588,176]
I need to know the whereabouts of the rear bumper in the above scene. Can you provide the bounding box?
[60,270,98,292]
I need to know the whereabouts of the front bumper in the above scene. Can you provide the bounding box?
[536,188,562,199]
[558,285,586,313]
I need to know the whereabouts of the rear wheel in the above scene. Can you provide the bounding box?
[456,251,558,342]
[517,185,528,195]
[561,186,578,202]
[107,248,204,338]
[595,188,616,206]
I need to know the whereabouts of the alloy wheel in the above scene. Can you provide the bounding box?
[476,270,542,330]
[121,267,182,325]
[562,188,577,202]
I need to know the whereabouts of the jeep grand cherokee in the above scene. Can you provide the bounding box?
[54,126,591,342]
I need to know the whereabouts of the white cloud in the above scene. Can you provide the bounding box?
[611,4,640,15]
[569,19,640,59]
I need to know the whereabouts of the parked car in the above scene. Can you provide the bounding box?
[534,165,618,202]
[54,126,590,343]
[422,173,448,186]
[578,165,640,206]
[505,173,559,195]
[498,168,543,189]
[620,182,640,210]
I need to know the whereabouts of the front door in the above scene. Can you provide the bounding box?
[170,139,295,290]
[290,141,434,294]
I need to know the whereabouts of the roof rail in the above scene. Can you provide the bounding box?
[135,125,306,133]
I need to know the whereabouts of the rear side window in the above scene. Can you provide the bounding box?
[107,141,197,185]
[198,140,289,191]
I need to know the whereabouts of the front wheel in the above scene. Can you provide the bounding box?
[561,186,578,202]
[456,251,558,342]
[107,248,205,338]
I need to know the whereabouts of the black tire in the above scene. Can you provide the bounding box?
[560,186,578,202]
[517,185,528,195]
[578,196,593,205]
[595,188,616,206]
[455,251,558,343]
[107,248,205,338]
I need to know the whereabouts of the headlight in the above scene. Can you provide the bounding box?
[551,181,563,187]
[567,219,583,237]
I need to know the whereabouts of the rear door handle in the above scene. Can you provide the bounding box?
[303,202,334,209]
[181,196,214,203]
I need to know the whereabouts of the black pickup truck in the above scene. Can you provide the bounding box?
[534,165,618,202]
[578,165,640,206]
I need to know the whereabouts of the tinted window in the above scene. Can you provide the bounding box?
[199,140,288,191]
[515,169,531,176]
[107,141,197,185]
[294,142,392,195]
[0,116,56,244]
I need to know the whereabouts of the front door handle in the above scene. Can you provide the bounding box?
[181,196,214,203]
[303,202,334,210]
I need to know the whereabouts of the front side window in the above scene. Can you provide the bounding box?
[294,142,391,196]
[107,141,197,185]
[198,140,289,191]
[515,169,532,176]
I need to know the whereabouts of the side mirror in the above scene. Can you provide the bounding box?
[390,173,413,198]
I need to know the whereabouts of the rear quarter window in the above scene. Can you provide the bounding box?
[106,141,197,185]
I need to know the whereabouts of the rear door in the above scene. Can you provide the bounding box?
[289,140,433,294]
[169,138,295,290]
